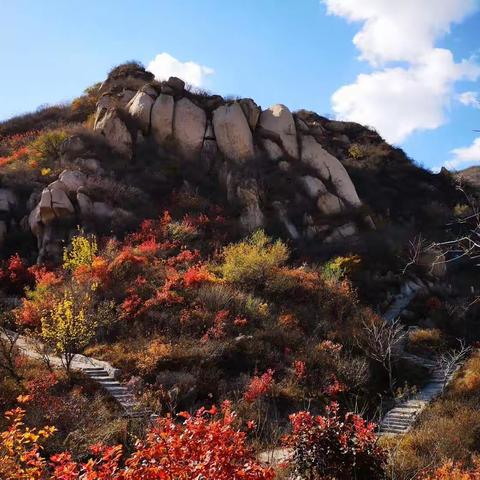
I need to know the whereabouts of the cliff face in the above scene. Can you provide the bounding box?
[0,64,462,264]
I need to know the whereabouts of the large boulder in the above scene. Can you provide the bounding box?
[28,205,42,238]
[94,108,133,158]
[272,201,300,240]
[299,176,327,199]
[151,94,174,144]
[76,191,93,217]
[238,98,261,130]
[39,184,75,224]
[317,192,344,215]
[173,98,207,160]
[127,91,155,134]
[259,104,299,160]
[300,135,361,207]
[59,170,86,195]
[213,103,255,163]
[324,223,357,243]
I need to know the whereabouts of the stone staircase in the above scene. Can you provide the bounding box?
[2,329,149,418]
[378,354,448,435]
[80,366,149,418]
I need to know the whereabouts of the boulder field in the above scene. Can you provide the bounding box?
[7,69,375,263]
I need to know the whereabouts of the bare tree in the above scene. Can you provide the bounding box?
[356,318,406,394]
[0,324,21,381]
[430,184,480,266]
[437,341,471,391]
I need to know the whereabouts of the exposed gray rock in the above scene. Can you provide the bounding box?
[127,91,155,134]
[39,184,75,224]
[118,90,136,107]
[236,179,264,232]
[50,186,75,219]
[259,104,299,160]
[77,192,93,217]
[272,201,300,240]
[166,76,185,92]
[140,84,157,98]
[59,170,86,194]
[200,139,218,171]
[151,94,174,144]
[173,98,207,160]
[94,108,133,158]
[39,189,55,224]
[324,223,357,243]
[300,176,327,199]
[300,135,361,207]
[213,103,255,163]
[239,98,261,130]
[317,192,344,215]
[28,205,42,238]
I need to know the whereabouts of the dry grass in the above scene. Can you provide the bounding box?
[407,328,445,354]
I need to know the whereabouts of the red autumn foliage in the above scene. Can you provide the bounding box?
[0,254,34,295]
[183,265,214,287]
[244,369,275,403]
[322,374,347,397]
[293,360,307,380]
[1,400,274,480]
[285,401,385,480]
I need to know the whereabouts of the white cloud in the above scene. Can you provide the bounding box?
[323,0,476,66]
[146,53,214,87]
[332,49,480,143]
[444,137,480,170]
[458,90,480,108]
[322,0,480,144]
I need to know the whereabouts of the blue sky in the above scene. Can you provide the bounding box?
[1,0,480,171]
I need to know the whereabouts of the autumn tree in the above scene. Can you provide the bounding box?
[62,231,98,272]
[40,289,97,374]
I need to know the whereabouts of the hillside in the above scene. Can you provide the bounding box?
[456,165,480,189]
[1,62,479,480]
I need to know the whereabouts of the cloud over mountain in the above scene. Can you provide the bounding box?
[147,52,214,87]
[323,0,480,144]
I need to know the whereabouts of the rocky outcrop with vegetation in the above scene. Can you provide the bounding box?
[2,62,461,266]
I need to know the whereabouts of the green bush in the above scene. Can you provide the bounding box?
[220,230,289,286]
[30,129,68,165]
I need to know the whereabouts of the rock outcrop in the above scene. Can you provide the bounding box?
[213,103,255,163]
[0,188,17,248]
[22,66,374,263]
[173,98,207,160]
[94,108,133,158]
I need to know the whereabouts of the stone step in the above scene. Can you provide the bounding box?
[380,426,409,434]
[381,422,410,429]
[383,413,416,421]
